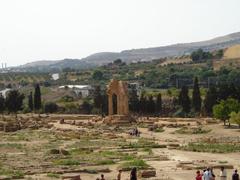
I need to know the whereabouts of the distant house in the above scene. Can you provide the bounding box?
[59,85,93,98]
[0,88,11,98]
[51,73,60,80]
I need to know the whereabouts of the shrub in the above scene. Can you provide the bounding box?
[60,95,74,102]
[230,112,240,128]
[213,98,240,125]
[44,102,58,113]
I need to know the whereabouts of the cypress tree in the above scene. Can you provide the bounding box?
[147,95,155,114]
[218,84,230,101]
[0,93,5,116]
[192,77,202,112]
[139,93,147,114]
[204,86,217,115]
[34,84,42,111]
[101,92,108,116]
[178,86,191,113]
[155,93,162,115]
[129,87,139,112]
[28,91,33,111]
[93,85,102,109]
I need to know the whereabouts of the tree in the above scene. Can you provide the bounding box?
[93,85,102,109]
[213,98,240,126]
[230,112,240,128]
[147,95,155,114]
[101,92,108,116]
[192,77,202,112]
[81,100,92,114]
[28,92,33,112]
[204,86,217,115]
[155,93,162,115]
[190,49,213,62]
[178,86,191,113]
[216,49,224,59]
[217,84,228,101]
[139,94,147,114]
[44,102,58,113]
[92,70,103,80]
[34,84,42,111]
[5,90,25,115]
[129,87,139,112]
[113,59,122,65]
[0,93,5,116]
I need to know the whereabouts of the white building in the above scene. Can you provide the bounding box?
[51,73,60,80]
[59,85,93,98]
[0,88,11,98]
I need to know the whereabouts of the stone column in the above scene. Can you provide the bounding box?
[123,95,129,115]
[108,94,113,115]
[117,95,120,115]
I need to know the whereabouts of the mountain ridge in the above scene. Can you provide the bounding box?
[16,31,240,71]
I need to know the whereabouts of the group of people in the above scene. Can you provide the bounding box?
[97,168,137,180]
[129,127,140,137]
[117,168,137,180]
[196,167,239,180]
[96,174,106,180]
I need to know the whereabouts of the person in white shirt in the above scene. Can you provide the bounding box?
[203,168,212,180]
[220,166,227,180]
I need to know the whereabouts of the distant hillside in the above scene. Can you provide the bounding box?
[224,44,240,59]
[213,44,240,70]
[21,60,57,68]
[15,59,95,72]
[13,31,240,72]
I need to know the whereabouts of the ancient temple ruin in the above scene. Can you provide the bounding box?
[107,79,129,116]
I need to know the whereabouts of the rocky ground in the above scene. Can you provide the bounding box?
[0,114,239,180]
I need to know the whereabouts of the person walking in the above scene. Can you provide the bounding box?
[220,167,227,180]
[100,174,105,180]
[130,167,137,180]
[196,170,202,180]
[232,169,239,180]
[117,170,122,180]
[203,167,212,180]
[210,168,215,180]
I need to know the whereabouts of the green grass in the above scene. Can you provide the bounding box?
[175,127,211,134]
[142,147,153,155]
[121,138,165,149]
[95,159,115,165]
[67,149,135,165]
[153,127,165,133]
[0,143,24,150]
[119,159,149,170]
[218,161,228,164]
[181,143,240,153]
[0,168,24,179]
[53,159,81,166]
[47,173,60,178]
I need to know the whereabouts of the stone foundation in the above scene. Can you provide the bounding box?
[103,115,135,125]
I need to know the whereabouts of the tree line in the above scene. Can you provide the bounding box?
[0,84,42,115]
[177,77,240,126]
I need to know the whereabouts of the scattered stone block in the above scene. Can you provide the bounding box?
[141,170,156,178]
[61,173,81,180]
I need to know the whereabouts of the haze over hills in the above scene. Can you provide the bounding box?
[16,31,240,72]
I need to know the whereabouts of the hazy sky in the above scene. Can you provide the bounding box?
[1,0,240,66]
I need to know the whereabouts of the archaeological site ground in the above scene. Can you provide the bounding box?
[1,114,240,180]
